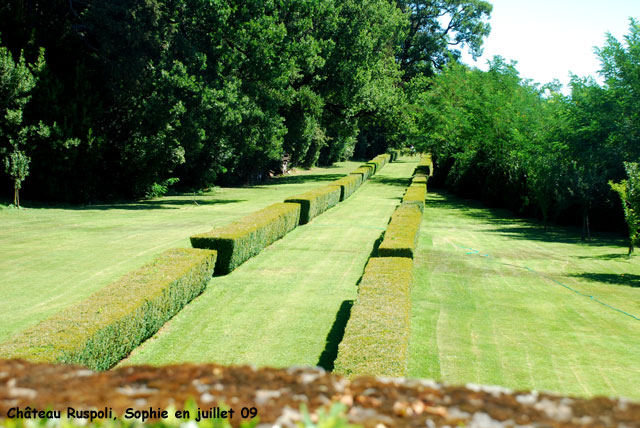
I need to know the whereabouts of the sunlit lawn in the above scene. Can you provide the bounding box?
[409,191,640,400]
[121,158,419,369]
[0,161,361,343]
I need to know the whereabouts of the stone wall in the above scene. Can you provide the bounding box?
[0,360,638,427]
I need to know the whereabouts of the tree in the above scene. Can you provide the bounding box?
[610,162,640,254]
[596,18,640,162]
[0,41,45,207]
[396,0,492,79]
[3,148,29,206]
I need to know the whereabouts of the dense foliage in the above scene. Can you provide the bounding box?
[411,18,640,236]
[0,0,492,202]
[610,162,640,253]
[3,0,636,238]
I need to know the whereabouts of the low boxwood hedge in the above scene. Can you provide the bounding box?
[402,183,427,212]
[377,203,423,258]
[350,166,373,181]
[415,154,433,176]
[334,257,413,378]
[332,174,363,201]
[412,175,428,187]
[0,248,217,370]
[285,185,341,225]
[365,161,380,174]
[366,154,389,175]
[191,202,301,274]
[378,153,391,164]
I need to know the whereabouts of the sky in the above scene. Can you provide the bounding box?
[460,0,640,90]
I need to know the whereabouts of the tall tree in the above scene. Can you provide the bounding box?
[610,162,640,254]
[0,42,46,206]
[396,0,492,79]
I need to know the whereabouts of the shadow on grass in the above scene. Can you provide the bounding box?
[20,198,245,211]
[261,173,345,186]
[428,191,627,247]
[370,230,386,258]
[370,176,411,187]
[570,272,640,288]
[576,253,631,260]
[317,299,353,371]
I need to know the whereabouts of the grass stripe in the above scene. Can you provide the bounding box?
[408,191,640,400]
[121,157,420,368]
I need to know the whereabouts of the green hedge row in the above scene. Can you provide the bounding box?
[191,202,300,274]
[332,174,363,201]
[350,165,373,181]
[366,154,391,174]
[415,154,433,176]
[412,175,428,186]
[334,257,413,378]
[285,185,341,225]
[402,183,426,212]
[389,150,400,162]
[377,203,423,258]
[0,248,217,370]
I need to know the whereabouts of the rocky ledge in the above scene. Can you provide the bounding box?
[0,359,638,427]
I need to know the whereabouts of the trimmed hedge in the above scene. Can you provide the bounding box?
[412,175,428,186]
[334,257,413,378]
[366,161,381,174]
[332,174,363,201]
[377,203,423,258]
[402,183,427,212]
[285,185,341,225]
[415,154,433,176]
[389,150,400,162]
[366,154,390,175]
[0,248,217,370]
[350,166,373,181]
[191,202,300,274]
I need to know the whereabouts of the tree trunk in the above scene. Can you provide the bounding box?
[581,212,591,241]
[628,241,634,255]
[13,185,19,208]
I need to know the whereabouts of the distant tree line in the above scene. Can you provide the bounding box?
[2,1,639,241]
[410,19,640,236]
[0,0,490,202]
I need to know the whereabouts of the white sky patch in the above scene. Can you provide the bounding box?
[459,0,640,91]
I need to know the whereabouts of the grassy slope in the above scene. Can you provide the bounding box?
[409,191,640,400]
[122,157,418,368]
[0,162,359,343]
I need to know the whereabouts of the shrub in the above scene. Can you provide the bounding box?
[366,155,389,175]
[377,203,423,258]
[0,248,217,370]
[389,150,400,162]
[415,154,433,176]
[412,175,428,186]
[285,186,341,224]
[145,177,180,199]
[332,174,363,201]
[366,161,381,174]
[378,153,391,164]
[191,202,301,274]
[334,257,413,378]
[350,166,373,181]
[402,183,426,212]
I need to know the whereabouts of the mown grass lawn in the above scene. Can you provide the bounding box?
[121,157,419,369]
[0,161,360,343]
[409,191,640,400]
